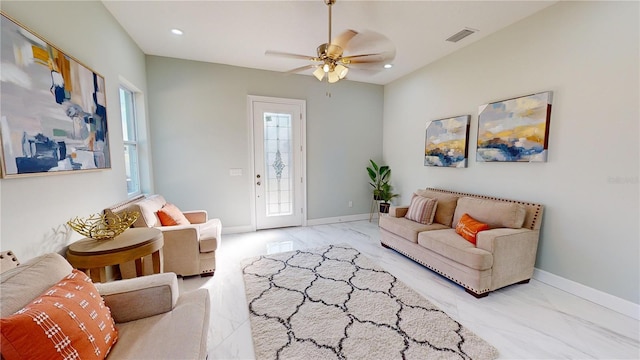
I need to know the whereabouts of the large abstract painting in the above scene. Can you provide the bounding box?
[0,13,109,178]
[477,91,552,162]
[424,115,470,168]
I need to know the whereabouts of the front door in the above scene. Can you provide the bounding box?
[250,96,305,230]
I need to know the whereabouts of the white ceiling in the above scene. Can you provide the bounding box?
[102,1,556,85]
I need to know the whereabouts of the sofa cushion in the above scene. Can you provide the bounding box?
[129,195,167,228]
[455,213,489,245]
[417,229,493,270]
[0,253,73,318]
[452,197,526,229]
[379,216,448,243]
[415,189,460,227]
[1,269,118,360]
[157,203,191,226]
[405,194,437,225]
[106,289,209,360]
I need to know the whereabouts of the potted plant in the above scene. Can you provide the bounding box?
[366,159,390,200]
[378,182,399,213]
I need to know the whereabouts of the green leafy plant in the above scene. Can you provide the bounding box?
[378,182,399,204]
[367,159,390,200]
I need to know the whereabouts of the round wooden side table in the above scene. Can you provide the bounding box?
[67,227,164,283]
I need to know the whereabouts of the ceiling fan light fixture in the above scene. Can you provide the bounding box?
[335,64,349,79]
[265,0,395,84]
[313,67,326,81]
[327,71,340,83]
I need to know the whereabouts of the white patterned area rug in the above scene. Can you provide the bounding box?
[241,244,499,360]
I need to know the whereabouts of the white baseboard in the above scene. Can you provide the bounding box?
[533,268,640,320]
[306,213,376,226]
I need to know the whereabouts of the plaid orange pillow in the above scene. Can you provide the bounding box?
[455,213,489,245]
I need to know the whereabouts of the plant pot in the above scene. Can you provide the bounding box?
[373,194,382,201]
[379,202,390,213]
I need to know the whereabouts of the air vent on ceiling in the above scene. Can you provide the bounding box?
[446,28,478,43]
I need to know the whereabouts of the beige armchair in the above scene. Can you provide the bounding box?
[1,253,210,359]
[105,194,221,277]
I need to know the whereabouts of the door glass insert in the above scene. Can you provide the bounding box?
[264,113,293,216]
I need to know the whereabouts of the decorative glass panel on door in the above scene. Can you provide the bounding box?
[263,113,293,216]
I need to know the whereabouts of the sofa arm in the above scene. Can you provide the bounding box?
[476,228,540,289]
[95,273,179,323]
[183,210,208,224]
[388,206,409,218]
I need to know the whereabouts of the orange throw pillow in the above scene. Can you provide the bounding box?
[455,213,489,245]
[0,269,118,360]
[157,203,190,226]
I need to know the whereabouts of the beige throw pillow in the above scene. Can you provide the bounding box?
[415,189,459,226]
[452,197,526,229]
[405,194,438,225]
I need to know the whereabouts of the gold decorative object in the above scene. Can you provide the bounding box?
[67,211,140,240]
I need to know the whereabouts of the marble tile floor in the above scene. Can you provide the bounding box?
[177,220,640,359]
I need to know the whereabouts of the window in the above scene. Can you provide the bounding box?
[119,87,140,196]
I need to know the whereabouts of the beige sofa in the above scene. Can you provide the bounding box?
[379,188,543,298]
[0,253,210,359]
[105,194,221,277]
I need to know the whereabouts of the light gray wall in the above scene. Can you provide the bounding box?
[145,56,383,228]
[0,1,147,260]
[383,1,639,303]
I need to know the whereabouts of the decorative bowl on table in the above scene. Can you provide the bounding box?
[67,211,140,240]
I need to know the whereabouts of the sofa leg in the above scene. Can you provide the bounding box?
[380,242,390,249]
[200,271,214,277]
[517,278,530,284]
[466,288,489,298]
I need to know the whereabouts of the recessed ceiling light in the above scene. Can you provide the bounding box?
[384,64,393,69]
[171,28,183,35]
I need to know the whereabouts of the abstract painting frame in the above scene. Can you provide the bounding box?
[0,12,110,178]
[424,115,470,168]
[477,91,552,163]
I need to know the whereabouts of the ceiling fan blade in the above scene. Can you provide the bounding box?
[342,50,395,64]
[284,64,317,74]
[344,30,395,58]
[342,53,384,61]
[331,29,358,50]
[265,50,318,61]
[347,58,385,64]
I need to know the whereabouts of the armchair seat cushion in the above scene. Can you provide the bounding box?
[417,229,493,271]
[105,289,209,360]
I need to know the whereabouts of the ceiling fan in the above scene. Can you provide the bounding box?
[265,0,395,83]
